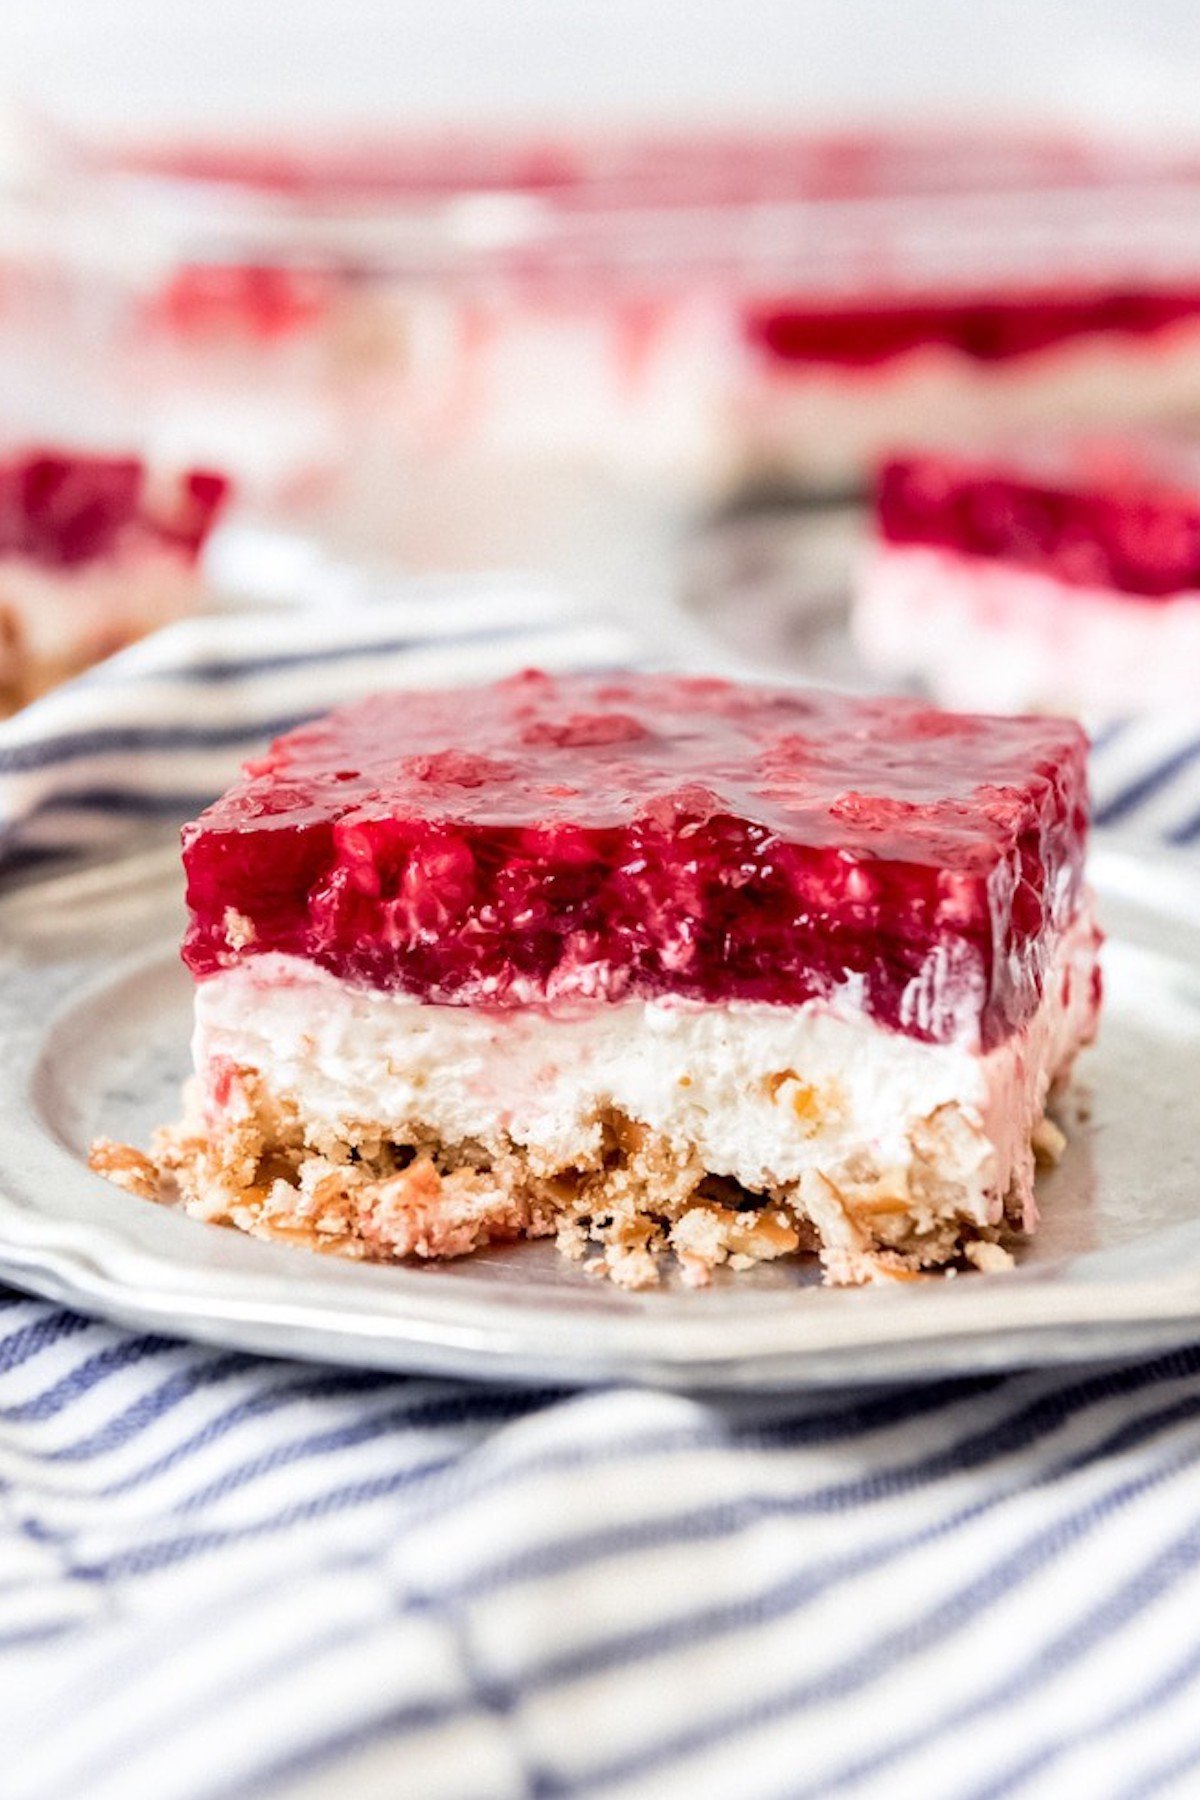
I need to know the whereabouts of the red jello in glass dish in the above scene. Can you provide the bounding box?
[92,670,1102,1293]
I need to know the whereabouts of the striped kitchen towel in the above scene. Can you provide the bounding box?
[3,600,1200,1799]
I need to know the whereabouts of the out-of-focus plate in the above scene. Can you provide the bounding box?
[1,841,1199,1389]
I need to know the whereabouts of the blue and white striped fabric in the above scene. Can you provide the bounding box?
[4,596,1200,1800]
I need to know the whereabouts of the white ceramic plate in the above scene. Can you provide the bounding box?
[1,840,1199,1389]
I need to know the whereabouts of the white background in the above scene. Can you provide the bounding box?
[2,0,1200,138]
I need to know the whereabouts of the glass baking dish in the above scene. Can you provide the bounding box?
[10,125,1200,583]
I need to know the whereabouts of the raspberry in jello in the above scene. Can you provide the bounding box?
[181,671,1088,1049]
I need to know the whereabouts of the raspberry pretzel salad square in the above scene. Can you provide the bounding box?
[0,449,227,713]
[855,443,1200,716]
[91,671,1101,1288]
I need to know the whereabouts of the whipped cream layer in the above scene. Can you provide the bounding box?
[193,902,1101,1232]
[854,541,1200,716]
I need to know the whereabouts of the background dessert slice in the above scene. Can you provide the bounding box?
[0,449,229,713]
[854,443,1200,715]
[94,671,1101,1288]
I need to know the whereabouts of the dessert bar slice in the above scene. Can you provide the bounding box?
[0,450,228,713]
[92,671,1101,1288]
[855,445,1200,715]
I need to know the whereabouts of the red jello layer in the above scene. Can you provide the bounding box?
[746,289,1200,369]
[878,451,1200,598]
[0,453,229,570]
[150,266,334,343]
[181,673,1089,1050]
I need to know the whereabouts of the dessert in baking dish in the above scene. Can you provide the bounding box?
[855,444,1200,715]
[737,287,1200,494]
[92,671,1100,1289]
[0,450,228,712]
[79,127,1200,536]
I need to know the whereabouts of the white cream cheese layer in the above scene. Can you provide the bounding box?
[853,541,1200,716]
[193,904,1100,1221]
[736,319,1200,490]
